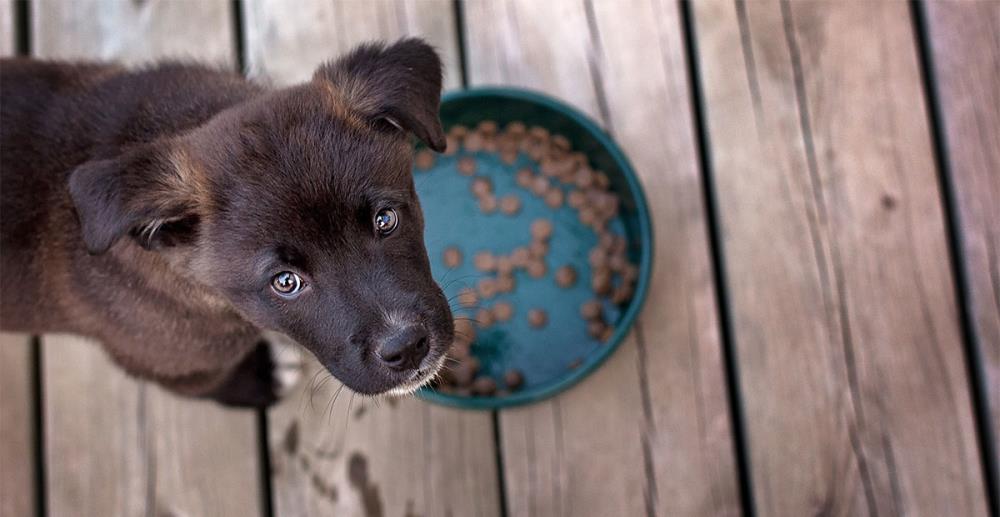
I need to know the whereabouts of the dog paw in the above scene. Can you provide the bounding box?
[262,331,304,398]
[209,336,303,408]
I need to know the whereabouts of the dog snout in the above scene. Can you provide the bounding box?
[376,325,429,371]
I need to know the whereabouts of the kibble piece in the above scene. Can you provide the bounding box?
[568,190,586,209]
[471,177,492,197]
[611,284,634,305]
[578,207,597,226]
[458,156,477,176]
[506,121,527,135]
[479,195,498,214]
[472,376,497,396]
[529,240,549,258]
[443,246,463,269]
[458,288,479,308]
[592,269,613,296]
[608,253,627,273]
[449,340,470,359]
[527,308,548,328]
[531,175,550,196]
[493,301,514,322]
[622,263,640,283]
[500,149,518,165]
[449,125,470,139]
[598,232,616,251]
[511,247,531,267]
[594,170,610,189]
[478,278,498,299]
[496,256,515,275]
[528,126,550,141]
[574,168,595,189]
[516,168,534,188]
[555,265,578,288]
[476,307,496,327]
[545,188,565,209]
[496,274,515,293]
[580,300,603,320]
[477,120,499,135]
[500,195,522,215]
[463,132,484,152]
[444,135,460,156]
[454,358,480,385]
[587,319,607,339]
[568,357,584,370]
[504,369,524,389]
[414,149,435,170]
[527,260,547,279]
[540,158,559,177]
[530,219,554,241]
[599,326,614,342]
[589,248,608,269]
[474,251,497,272]
[454,318,477,344]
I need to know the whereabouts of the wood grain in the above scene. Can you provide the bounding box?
[0,334,35,517]
[692,1,988,514]
[463,1,741,515]
[924,0,1000,458]
[242,3,502,516]
[32,2,262,516]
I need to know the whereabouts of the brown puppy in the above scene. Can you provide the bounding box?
[0,39,454,407]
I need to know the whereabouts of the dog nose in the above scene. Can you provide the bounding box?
[377,326,429,371]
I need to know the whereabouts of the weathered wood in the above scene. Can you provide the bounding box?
[463,1,741,515]
[924,0,1000,458]
[33,0,234,64]
[0,334,35,517]
[243,0,461,89]
[692,1,988,515]
[242,3,501,516]
[0,0,13,56]
[32,2,262,516]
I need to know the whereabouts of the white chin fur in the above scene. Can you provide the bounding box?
[384,355,446,397]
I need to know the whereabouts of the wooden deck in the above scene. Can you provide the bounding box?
[0,1,996,516]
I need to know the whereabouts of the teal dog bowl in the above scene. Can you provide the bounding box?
[415,88,652,409]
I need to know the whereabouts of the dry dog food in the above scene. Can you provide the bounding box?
[443,246,463,269]
[527,308,548,329]
[555,265,577,288]
[427,119,641,396]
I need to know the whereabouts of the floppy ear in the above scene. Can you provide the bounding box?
[68,142,200,255]
[314,38,446,152]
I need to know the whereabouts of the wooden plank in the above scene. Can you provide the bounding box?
[692,1,988,515]
[31,2,262,516]
[463,1,741,515]
[2,7,36,517]
[0,334,35,517]
[243,0,461,90]
[0,0,13,56]
[924,0,1000,460]
[242,3,502,516]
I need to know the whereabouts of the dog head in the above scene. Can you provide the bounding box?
[68,39,453,395]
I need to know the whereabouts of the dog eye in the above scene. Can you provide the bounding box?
[271,271,304,297]
[374,208,398,235]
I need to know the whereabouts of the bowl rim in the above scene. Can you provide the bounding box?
[417,86,654,409]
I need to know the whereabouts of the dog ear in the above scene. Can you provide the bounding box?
[68,142,201,255]
[314,38,446,152]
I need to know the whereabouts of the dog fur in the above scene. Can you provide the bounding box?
[0,39,454,407]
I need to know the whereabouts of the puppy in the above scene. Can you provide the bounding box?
[0,39,454,407]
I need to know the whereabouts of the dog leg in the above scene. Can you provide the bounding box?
[207,335,303,408]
